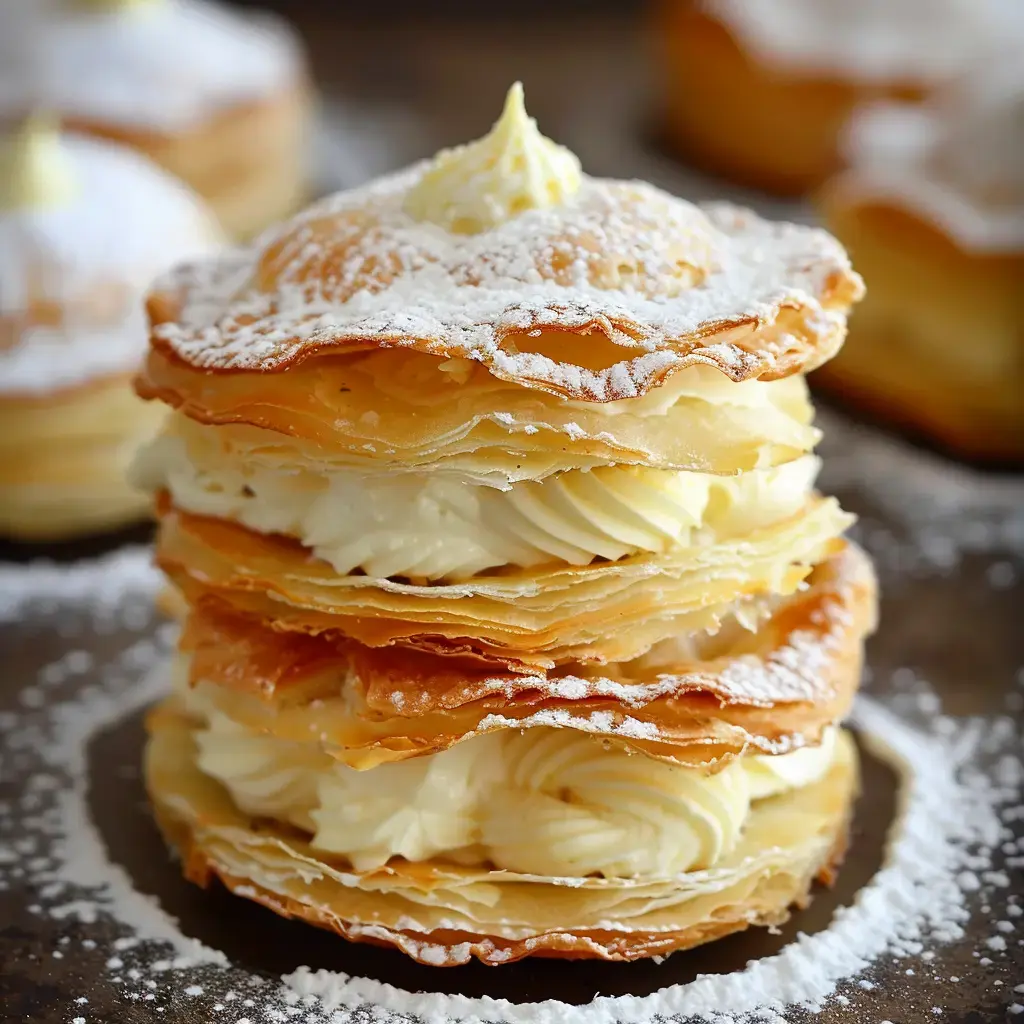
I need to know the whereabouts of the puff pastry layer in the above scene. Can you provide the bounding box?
[146,706,858,964]
[134,95,873,962]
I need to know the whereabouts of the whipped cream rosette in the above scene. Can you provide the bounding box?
[0,117,221,540]
[134,85,876,964]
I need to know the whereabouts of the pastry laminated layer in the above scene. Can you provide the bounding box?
[143,169,863,401]
[135,359,819,482]
[0,372,165,538]
[177,667,840,876]
[146,706,858,964]
[155,495,855,670]
[172,543,875,768]
[136,413,821,580]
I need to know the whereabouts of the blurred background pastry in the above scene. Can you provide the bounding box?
[0,116,221,541]
[815,63,1024,462]
[1,0,311,240]
[655,0,1016,196]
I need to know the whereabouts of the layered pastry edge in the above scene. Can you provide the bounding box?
[135,84,874,961]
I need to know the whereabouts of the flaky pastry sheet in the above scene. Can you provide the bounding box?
[146,712,857,964]
[156,496,852,670]
[138,354,820,481]
[145,169,863,403]
[174,543,874,767]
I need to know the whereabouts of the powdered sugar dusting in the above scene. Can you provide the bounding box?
[1,133,219,395]
[0,546,160,623]
[0,0,302,131]
[150,168,861,398]
[817,410,1024,577]
[0,543,1020,1022]
[707,0,1019,83]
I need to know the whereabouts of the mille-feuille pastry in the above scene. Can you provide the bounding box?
[0,117,221,541]
[134,84,876,965]
[4,0,310,240]
[816,64,1024,461]
[656,0,1017,195]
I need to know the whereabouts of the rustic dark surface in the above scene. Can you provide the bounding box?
[1,9,1023,1023]
[1,466,1021,1023]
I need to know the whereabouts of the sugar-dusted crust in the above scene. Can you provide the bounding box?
[173,542,875,768]
[146,710,858,965]
[155,493,855,670]
[143,167,863,402]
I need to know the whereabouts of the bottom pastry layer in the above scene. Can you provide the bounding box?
[145,705,859,965]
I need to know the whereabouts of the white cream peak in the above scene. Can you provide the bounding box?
[0,115,78,212]
[404,81,583,233]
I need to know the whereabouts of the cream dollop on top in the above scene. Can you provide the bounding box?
[184,679,839,878]
[403,82,582,234]
[0,116,77,212]
[134,423,818,580]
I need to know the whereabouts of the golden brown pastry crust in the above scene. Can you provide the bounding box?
[656,1,925,196]
[66,84,311,241]
[145,708,859,965]
[137,353,821,478]
[0,372,164,540]
[815,195,1024,461]
[174,542,875,768]
[140,176,862,403]
[154,494,854,671]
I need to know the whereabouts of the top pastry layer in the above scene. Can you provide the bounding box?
[145,170,862,402]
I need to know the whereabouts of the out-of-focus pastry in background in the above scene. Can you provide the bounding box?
[0,0,311,239]
[655,0,1017,196]
[0,116,221,541]
[815,63,1024,462]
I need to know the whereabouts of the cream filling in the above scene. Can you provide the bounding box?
[134,431,819,581]
[403,82,582,234]
[184,681,839,878]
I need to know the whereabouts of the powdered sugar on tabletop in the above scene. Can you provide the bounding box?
[0,420,1022,1024]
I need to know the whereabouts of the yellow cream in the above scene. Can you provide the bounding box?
[135,429,819,581]
[183,680,840,879]
[403,82,582,234]
[71,0,162,10]
[0,115,78,211]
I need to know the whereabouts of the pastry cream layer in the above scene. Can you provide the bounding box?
[182,678,839,878]
[135,426,819,581]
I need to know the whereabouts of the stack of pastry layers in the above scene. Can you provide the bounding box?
[136,94,875,965]
[0,119,219,540]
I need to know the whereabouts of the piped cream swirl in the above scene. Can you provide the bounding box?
[404,82,582,234]
[134,428,819,581]
[182,679,839,878]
